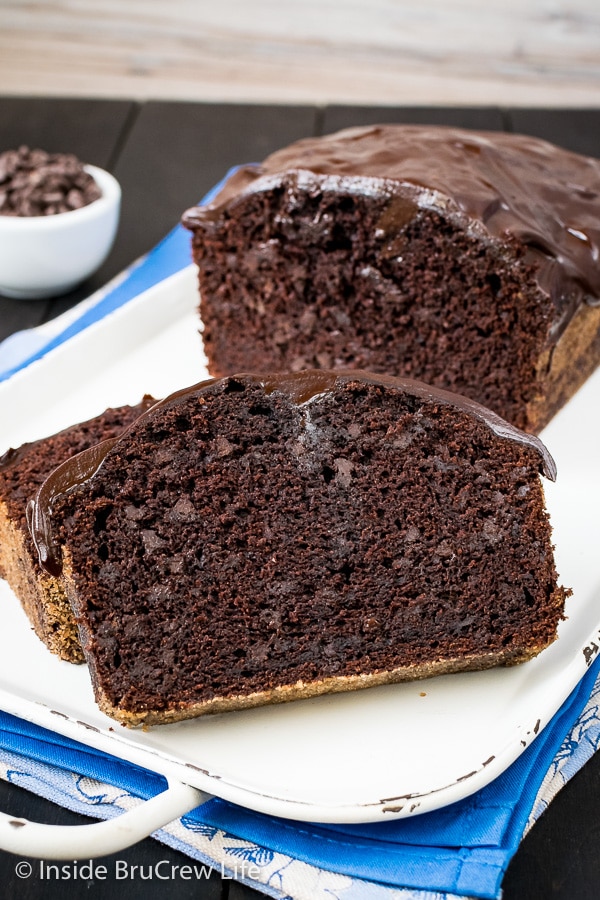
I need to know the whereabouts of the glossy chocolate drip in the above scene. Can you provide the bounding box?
[29,437,119,576]
[30,370,556,576]
[0,446,20,468]
[259,370,556,479]
[182,125,600,329]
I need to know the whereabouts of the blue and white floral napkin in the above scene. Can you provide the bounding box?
[1,169,600,898]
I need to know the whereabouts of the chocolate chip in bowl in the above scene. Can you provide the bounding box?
[0,146,121,299]
[0,146,102,218]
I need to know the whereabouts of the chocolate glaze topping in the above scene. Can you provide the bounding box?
[28,437,119,576]
[182,124,600,332]
[30,370,556,576]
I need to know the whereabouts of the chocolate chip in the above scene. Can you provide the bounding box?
[0,145,102,217]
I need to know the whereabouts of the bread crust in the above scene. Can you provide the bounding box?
[93,646,547,728]
[528,301,600,432]
[0,501,84,662]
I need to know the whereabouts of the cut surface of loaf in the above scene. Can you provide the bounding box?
[0,398,155,662]
[31,371,568,726]
[183,124,600,433]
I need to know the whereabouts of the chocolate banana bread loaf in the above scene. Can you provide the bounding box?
[183,125,600,433]
[0,397,155,662]
[30,371,568,726]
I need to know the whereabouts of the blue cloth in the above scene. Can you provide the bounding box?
[1,164,599,898]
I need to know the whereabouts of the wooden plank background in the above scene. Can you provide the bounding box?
[0,0,599,107]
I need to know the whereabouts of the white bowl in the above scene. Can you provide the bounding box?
[0,165,121,300]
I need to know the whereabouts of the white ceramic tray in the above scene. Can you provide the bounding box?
[0,266,599,847]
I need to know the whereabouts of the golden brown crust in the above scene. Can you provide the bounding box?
[528,301,600,433]
[97,644,546,728]
[0,500,83,663]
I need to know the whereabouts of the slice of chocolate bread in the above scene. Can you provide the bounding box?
[0,397,155,662]
[31,371,568,725]
[183,124,600,433]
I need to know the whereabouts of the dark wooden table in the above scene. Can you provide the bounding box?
[1,97,599,899]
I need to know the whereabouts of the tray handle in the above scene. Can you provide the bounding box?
[0,778,209,859]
